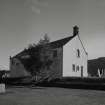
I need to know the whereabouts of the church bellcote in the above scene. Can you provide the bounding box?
[73,25,79,36]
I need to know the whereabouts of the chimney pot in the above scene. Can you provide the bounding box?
[73,25,79,36]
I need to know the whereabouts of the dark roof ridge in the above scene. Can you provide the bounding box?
[49,35,75,48]
[50,35,74,44]
[12,35,75,58]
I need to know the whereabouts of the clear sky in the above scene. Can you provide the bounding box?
[0,0,105,69]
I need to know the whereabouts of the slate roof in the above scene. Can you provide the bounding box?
[11,35,75,70]
[12,48,38,70]
[13,35,75,58]
[49,35,75,48]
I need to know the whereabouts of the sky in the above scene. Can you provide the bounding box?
[0,0,105,69]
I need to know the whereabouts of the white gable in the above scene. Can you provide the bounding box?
[63,35,88,77]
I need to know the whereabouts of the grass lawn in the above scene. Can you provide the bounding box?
[0,86,105,105]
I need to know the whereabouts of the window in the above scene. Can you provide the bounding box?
[77,49,80,58]
[76,66,79,71]
[72,64,75,72]
[53,50,57,57]
[81,66,83,71]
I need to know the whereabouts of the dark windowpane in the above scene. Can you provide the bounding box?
[77,49,80,57]
[81,66,83,71]
[72,64,75,72]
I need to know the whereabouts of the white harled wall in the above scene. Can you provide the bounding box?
[63,35,88,77]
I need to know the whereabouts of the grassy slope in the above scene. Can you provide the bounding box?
[0,86,105,105]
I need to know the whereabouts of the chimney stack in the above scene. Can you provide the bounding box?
[73,25,79,36]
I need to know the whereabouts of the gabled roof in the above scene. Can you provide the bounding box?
[11,35,75,70]
[12,33,88,60]
[12,35,75,58]
[49,35,75,48]
[12,48,38,70]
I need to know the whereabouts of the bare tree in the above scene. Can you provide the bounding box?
[38,33,50,45]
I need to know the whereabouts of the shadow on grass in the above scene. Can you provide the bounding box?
[6,77,105,91]
[37,82,105,91]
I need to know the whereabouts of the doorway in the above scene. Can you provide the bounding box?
[81,66,83,77]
